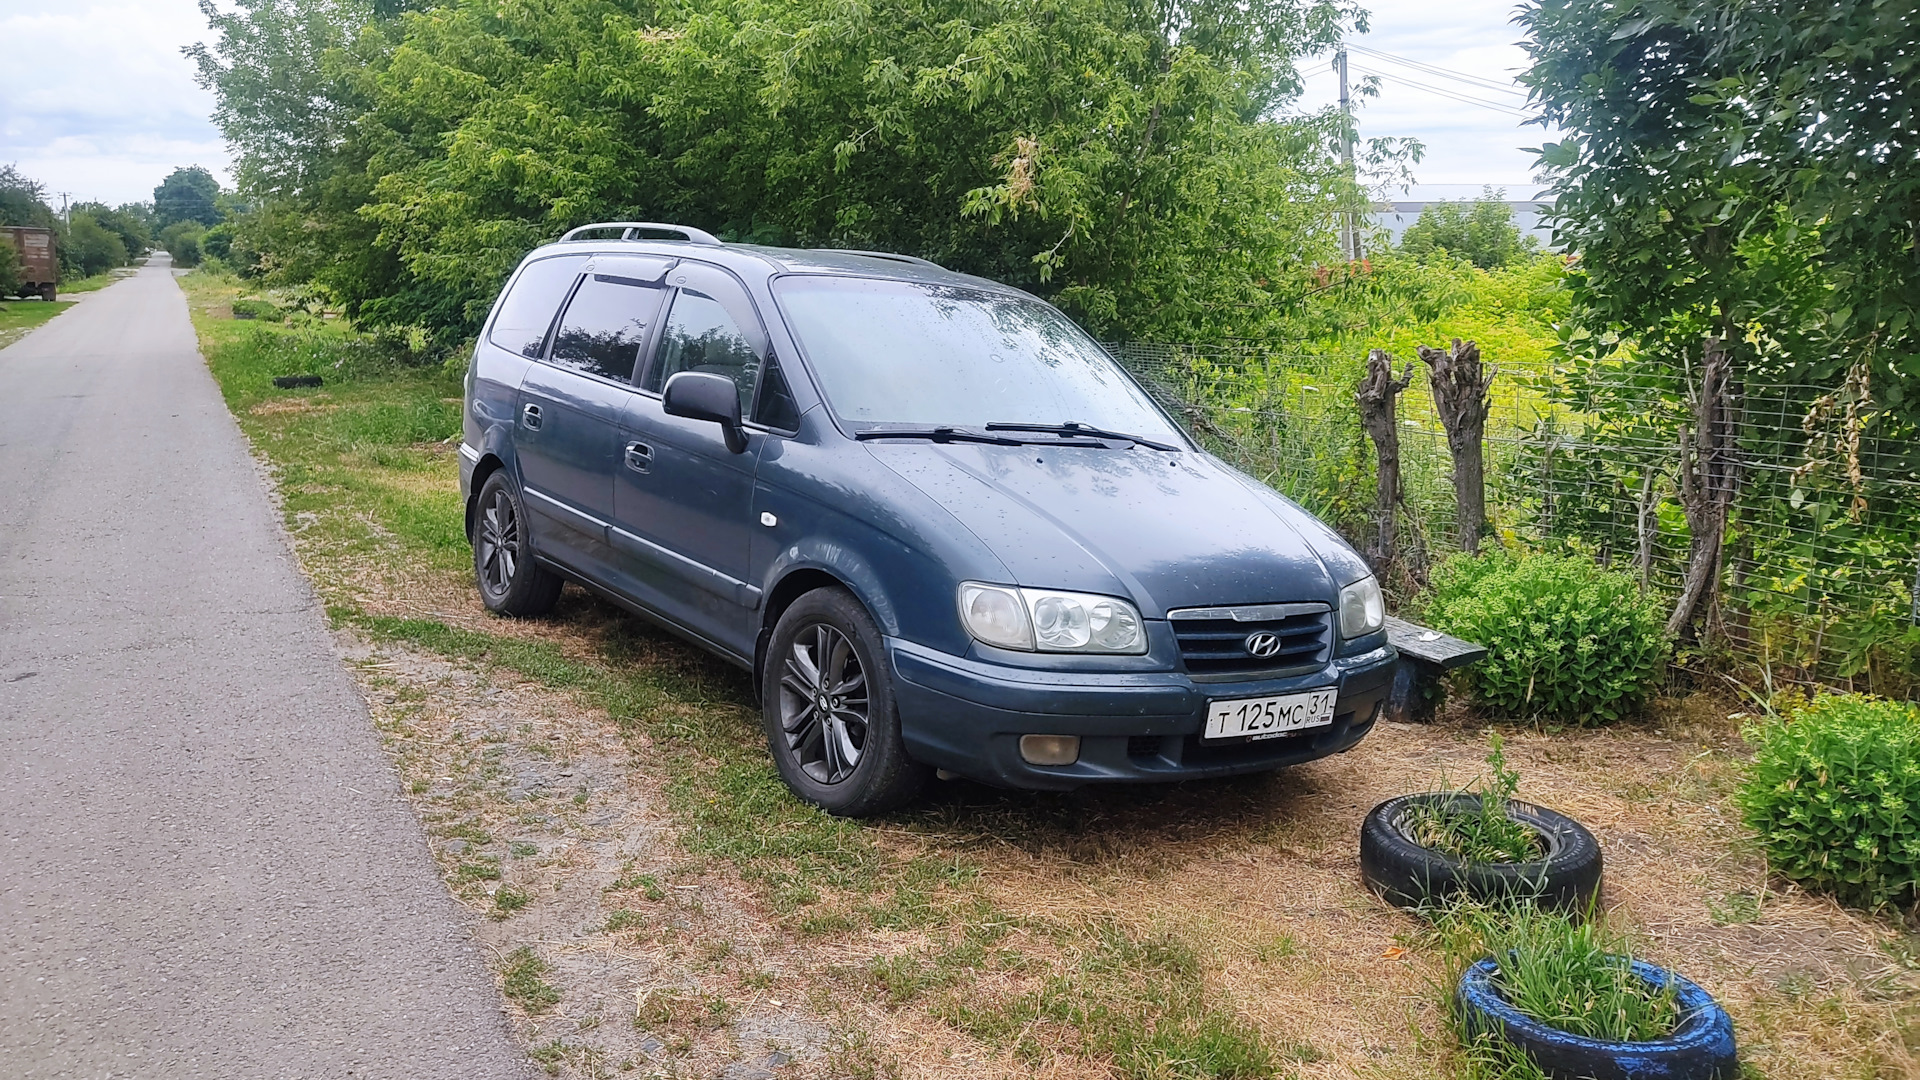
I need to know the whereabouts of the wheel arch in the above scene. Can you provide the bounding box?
[465,453,509,541]
[755,567,865,692]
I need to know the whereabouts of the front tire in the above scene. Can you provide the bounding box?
[472,470,562,616]
[762,588,928,817]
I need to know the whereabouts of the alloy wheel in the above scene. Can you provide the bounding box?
[778,623,869,784]
[477,487,520,596]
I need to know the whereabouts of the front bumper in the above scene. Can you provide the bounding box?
[889,639,1398,790]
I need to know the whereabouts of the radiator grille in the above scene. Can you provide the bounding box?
[1169,603,1331,676]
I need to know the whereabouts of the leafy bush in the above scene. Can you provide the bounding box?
[1737,694,1920,910]
[231,298,283,322]
[0,239,19,297]
[1423,550,1669,723]
[161,221,204,268]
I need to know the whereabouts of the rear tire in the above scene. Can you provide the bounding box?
[761,588,928,816]
[40,284,55,302]
[472,470,563,616]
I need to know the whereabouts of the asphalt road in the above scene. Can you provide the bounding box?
[0,260,530,1078]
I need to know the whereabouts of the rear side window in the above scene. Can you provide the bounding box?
[644,288,762,416]
[549,275,668,382]
[487,256,586,358]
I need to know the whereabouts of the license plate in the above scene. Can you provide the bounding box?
[1203,688,1337,741]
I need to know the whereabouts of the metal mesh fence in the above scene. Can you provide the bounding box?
[1107,340,1920,695]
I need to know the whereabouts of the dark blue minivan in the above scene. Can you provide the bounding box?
[460,223,1397,815]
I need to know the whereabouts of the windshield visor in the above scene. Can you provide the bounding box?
[772,276,1182,439]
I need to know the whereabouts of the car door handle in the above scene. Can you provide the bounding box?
[521,403,542,430]
[624,441,653,473]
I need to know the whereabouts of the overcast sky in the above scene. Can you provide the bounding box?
[0,0,1548,209]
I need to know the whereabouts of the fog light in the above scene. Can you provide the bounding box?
[1019,734,1081,766]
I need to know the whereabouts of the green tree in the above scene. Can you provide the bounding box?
[1398,188,1538,269]
[162,221,207,268]
[153,166,225,229]
[193,0,1409,347]
[65,214,130,277]
[1519,0,1919,643]
[0,164,57,228]
[73,202,152,260]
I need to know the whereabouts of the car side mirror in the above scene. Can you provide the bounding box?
[662,371,748,454]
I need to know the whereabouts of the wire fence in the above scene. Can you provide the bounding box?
[1108,340,1920,696]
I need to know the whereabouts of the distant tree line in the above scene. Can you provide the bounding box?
[0,164,244,292]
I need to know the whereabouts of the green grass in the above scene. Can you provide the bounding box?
[1429,903,1679,1051]
[56,268,134,294]
[501,946,561,1013]
[0,299,75,348]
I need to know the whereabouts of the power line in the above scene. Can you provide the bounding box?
[1346,43,1528,97]
[1350,64,1534,118]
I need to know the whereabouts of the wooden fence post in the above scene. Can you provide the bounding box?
[1356,348,1413,570]
[1416,338,1495,554]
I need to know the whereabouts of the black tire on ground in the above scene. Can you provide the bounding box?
[471,470,563,617]
[761,587,929,817]
[1456,957,1739,1080]
[40,284,56,302]
[1360,793,1602,911]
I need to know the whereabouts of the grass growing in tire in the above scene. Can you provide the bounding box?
[1422,902,1681,1079]
[1401,734,1541,863]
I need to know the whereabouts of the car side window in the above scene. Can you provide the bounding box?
[752,357,803,431]
[549,274,668,383]
[644,287,762,417]
[487,255,587,359]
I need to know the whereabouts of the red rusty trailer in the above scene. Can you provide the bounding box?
[1,226,59,301]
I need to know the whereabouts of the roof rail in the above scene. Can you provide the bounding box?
[559,222,723,246]
[821,248,944,271]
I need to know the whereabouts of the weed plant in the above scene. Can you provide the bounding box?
[1401,734,1540,863]
[1737,693,1920,910]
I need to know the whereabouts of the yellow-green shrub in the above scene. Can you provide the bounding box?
[1423,549,1669,723]
[1737,694,1920,910]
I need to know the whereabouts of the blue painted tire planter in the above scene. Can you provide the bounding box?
[1456,957,1739,1080]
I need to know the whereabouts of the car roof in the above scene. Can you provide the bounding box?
[520,238,1019,295]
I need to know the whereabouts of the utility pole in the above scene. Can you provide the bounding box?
[57,192,72,229]
[1334,49,1361,262]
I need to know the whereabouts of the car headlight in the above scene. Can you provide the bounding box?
[957,583,1146,654]
[1338,575,1385,638]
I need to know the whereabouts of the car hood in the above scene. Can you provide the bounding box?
[864,442,1368,617]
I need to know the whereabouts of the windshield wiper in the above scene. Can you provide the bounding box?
[984,421,1181,452]
[855,426,1109,448]
[855,426,1031,446]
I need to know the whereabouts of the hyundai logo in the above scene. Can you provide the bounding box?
[1244,632,1283,659]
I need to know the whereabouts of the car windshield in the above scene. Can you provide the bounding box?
[772,276,1183,440]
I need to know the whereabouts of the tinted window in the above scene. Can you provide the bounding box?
[549,275,667,382]
[753,358,802,430]
[644,288,761,416]
[488,256,585,358]
[772,276,1180,438]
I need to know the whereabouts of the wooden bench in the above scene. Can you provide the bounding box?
[1383,615,1487,723]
